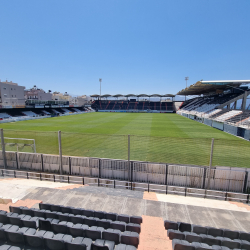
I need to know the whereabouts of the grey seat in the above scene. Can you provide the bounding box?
[9,214,25,227]
[0,224,12,241]
[39,203,52,210]
[120,231,139,247]
[164,220,179,231]
[130,216,142,225]
[57,212,70,222]
[239,231,250,241]
[71,215,85,224]
[33,209,46,218]
[20,207,34,217]
[85,217,98,227]
[221,238,241,249]
[110,221,126,232]
[0,245,21,250]
[65,236,92,250]
[5,226,29,245]
[52,221,73,234]
[102,229,121,245]
[105,213,117,222]
[51,205,62,213]
[206,227,223,237]
[85,226,104,241]
[9,206,25,214]
[115,244,137,250]
[202,235,221,246]
[68,224,88,238]
[172,239,195,250]
[223,229,239,240]
[45,211,58,219]
[0,211,9,224]
[83,210,94,218]
[126,223,140,234]
[61,206,73,214]
[95,211,106,220]
[117,215,129,224]
[184,232,202,243]
[45,233,73,250]
[21,215,39,229]
[190,242,212,250]
[98,219,111,230]
[167,229,185,240]
[71,208,84,216]
[24,229,46,248]
[179,222,191,232]
[91,239,115,250]
[241,240,250,250]
[192,225,207,235]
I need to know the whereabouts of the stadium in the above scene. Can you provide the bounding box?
[1,79,250,250]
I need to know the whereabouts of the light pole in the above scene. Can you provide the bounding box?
[185,77,189,101]
[99,78,102,100]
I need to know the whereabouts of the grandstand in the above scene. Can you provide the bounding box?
[177,80,250,139]
[91,94,175,113]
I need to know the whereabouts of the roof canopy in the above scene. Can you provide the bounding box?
[113,94,123,98]
[124,94,136,97]
[101,94,111,98]
[177,80,250,96]
[90,94,100,97]
[137,94,149,97]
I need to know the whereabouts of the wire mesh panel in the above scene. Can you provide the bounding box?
[6,151,17,169]
[167,165,204,188]
[43,154,60,173]
[84,177,98,186]
[207,168,245,192]
[101,159,129,180]
[130,136,211,166]
[213,139,250,168]
[61,132,128,160]
[18,152,42,171]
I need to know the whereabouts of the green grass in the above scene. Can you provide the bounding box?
[0,113,249,168]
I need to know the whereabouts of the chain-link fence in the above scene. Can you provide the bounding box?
[0,129,249,169]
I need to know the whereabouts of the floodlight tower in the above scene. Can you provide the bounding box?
[99,78,102,100]
[185,77,189,101]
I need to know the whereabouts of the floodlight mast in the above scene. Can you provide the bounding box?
[99,78,102,100]
[185,77,189,101]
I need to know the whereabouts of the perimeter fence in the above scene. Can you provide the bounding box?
[0,129,250,194]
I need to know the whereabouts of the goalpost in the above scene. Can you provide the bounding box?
[3,137,36,153]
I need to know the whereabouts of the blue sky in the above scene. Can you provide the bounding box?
[0,0,249,97]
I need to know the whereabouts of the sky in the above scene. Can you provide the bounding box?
[0,0,249,97]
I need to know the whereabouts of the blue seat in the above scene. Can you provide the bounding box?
[102,229,121,245]
[91,239,115,250]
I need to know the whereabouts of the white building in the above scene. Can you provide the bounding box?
[0,80,25,107]
[25,85,52,101]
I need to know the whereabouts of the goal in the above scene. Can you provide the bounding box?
[3,137,36,153]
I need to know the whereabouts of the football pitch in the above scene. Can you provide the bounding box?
[0,112,249,168]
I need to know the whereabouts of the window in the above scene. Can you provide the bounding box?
[3,87,6,90]
[4,94,7,97]
[12,95,13,97]
[11,88,12,90]
[15,95,16,97]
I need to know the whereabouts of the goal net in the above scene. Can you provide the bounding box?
[3,137,36,153]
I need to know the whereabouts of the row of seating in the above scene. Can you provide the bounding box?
[0,224,136,250]
[38,203,142,225]
[164,220,250,241]
[172,239,231,250]
[4,207,140,234]
[167,229,250,249]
